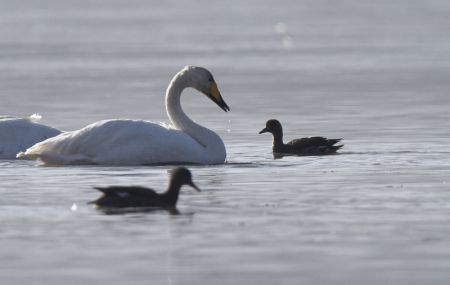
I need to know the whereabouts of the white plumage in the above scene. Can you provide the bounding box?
[0,115,61,159]
[18,66,230,165]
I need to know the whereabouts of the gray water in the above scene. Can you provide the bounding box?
[1,0,450,284]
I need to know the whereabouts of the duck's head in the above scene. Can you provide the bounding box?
[170,167,201,192]
[182,66,230,112]
[259,119,283,135]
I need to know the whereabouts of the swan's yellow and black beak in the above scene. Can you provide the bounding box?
[207,81,230,112]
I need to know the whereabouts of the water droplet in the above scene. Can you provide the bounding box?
[70,203,78,211]
[282,36,294,49]
[227,120,231,133]
[274,22,288,34]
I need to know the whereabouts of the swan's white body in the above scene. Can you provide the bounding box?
[18,119,225,165]
[0,115,61,159]
[18,66,229,165]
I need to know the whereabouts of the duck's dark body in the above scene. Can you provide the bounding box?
[260,119,343,156]
[91,186,176,208]
[89,167,200,209]
[276,137,342,155]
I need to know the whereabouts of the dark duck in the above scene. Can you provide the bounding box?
[259,119,343,156]
[89,167,200,209]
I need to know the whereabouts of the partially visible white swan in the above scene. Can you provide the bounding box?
[18,66,230,165]
[0,114,61,159]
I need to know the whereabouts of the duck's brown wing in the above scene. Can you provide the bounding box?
[288,137,327,146]
[287,137,343,154]
[94,186,158,197]
[90,186,162,207]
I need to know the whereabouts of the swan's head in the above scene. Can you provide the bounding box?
[182,66,230,112]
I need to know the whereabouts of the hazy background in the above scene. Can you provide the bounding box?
[1,0,449,138]
[1,1,450,284]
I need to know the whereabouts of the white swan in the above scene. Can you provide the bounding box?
[18,66,230,165]
[0,114,61,159]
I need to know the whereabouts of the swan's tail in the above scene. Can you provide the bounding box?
[16,151,29,159]
[29,113,43,122]
[16,148,45,161]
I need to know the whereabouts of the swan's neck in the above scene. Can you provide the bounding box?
[165,73,217,148]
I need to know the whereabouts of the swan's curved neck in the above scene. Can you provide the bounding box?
[165,73,211,148]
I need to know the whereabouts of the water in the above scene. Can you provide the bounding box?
[1,0,450,284]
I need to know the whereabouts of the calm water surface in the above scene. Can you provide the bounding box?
[1,0,450,284]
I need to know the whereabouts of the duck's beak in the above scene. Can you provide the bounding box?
[188,181,201,192]
[207,81,230,112]
[259,127,268,134]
